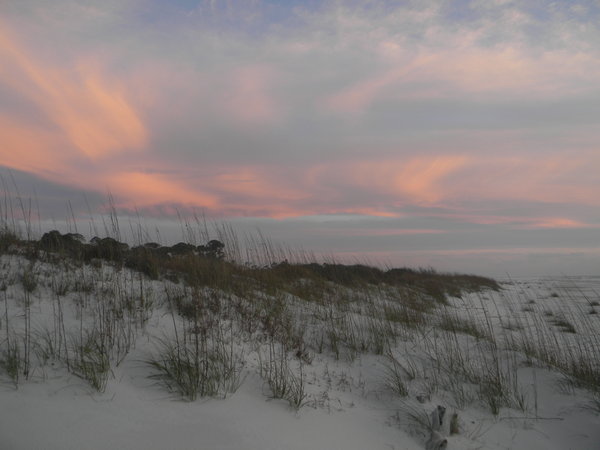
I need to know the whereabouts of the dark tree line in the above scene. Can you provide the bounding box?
[37,230,225,279]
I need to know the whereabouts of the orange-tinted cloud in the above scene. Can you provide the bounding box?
[0,23,146,162]
[63,68,147,159]
[325,43,600,113]
[221,65,281,125]
[0,115,71,176]
[211,166,308,201]
[106,172,218,208]
[426,212,597,230]
[1,7,599,232]
[319,228,446,237]
[519,218,593,230]
[447,152,600,207]
[308,155,470,206]
[325,65,412,113]
[168,151,596,220]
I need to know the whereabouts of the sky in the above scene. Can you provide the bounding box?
[1,0,599,277]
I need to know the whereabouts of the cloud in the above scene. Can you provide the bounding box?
[0,115,69,176]
[307,156,470,206]
[321,7,600,114]
[0,24,147,161]
[521,218,592,230]
[220,65,281,125]
[0,0,599,243]
[105,171,218,208]
[448,152,600,206]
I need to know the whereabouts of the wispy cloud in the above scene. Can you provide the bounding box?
[221,65,282,125]
[0,24,146,162]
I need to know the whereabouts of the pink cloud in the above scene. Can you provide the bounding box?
[308,155,470,205]
[1,10,598,230]
[324,40,600,114]
[0,25,147,161]
[324,66,408,113]
[105,172,218,209]
[114,151,596,221]
[220,65,281,125]
[319,228,446,237]
[210,166,308,202]
[108,157,470,219]
[428,212,596,230]
[447,152,600,207]
[0,115,72,176]
[518,218,595,230]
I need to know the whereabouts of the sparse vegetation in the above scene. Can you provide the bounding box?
[0,217,598,450]
[551,316,577,334]
[382,352,411,397]
[259,339,308,409]
[147,332,244,401]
